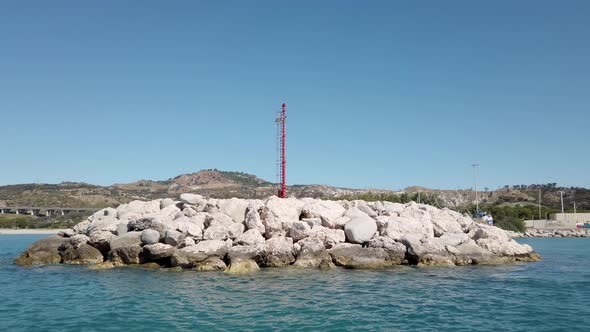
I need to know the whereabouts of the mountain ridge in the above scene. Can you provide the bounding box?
[0,170,588,212]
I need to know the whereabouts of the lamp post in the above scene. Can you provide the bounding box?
[472,163,480,213]
[558,191,564,214]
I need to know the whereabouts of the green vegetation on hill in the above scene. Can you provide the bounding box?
[0,213,85,229]
[324,191,445,207]
[217,170,271,186]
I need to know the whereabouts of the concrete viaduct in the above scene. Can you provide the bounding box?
[0,207,99,217]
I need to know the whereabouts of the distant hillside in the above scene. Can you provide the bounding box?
[401,183,590,211]
[0,169,393,208]
[0,170,588,213]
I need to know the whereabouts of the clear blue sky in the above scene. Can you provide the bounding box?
[1,1,588,190]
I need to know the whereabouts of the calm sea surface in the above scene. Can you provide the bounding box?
[1,235,589,331]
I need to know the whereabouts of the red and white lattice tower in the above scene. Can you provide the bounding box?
[275,103,287,198]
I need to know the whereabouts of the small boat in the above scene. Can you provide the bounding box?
[473,210,494,226]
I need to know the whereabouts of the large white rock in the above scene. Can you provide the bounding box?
[179,193,205,205]
[290,221,312,242]
[69,234,91,248]
[367,236,407,263]
[89,231,116,250]
[88,208,118,223]
[164,229,183,246]
[344,217,377,244]
[264,236,295,267]
[475,234,534,256]
[141,229,160,245]
[260,197,305,239]
[143,243,174,260]
[180,237,196,248]
[171,239,232,267]
[73,219,91,235]
[206,212,234,228]
[127,216,168,239]
[172,217,203,239]
[236,229,266,246]
[175,206,200,218]
[405,238,455,266]
[309,226,346,248]
[381,202,406,216]
[293,236,333,268]
[110,231,143,251]
[468,224,511,242]
[352,201,378,218]
[160,198,178,209]
[218,198,250,223]
[244,206,266,235]
[380,215,434,241]
[301,200,346,229]
[430,209,465,236]
[117,200,161,221]
[344,207,370,220]
[191,239,231,257]
[203,223,244,241]
[435,232,469,247]
[86,216,120,236]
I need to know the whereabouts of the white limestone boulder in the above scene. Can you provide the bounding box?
[263,236,295,267]
[260,197,305,239]
[140,229,160,245]
[309,226,346,248]
[380,216,434,241]
[367,236,407,264]
[205,212,234,228]
[293,236,333,268]
[301,200,346,229]
[164,229,183,246]
[117,200,161,221]
[290,221,312,242]
[172,217,203,239]
[236,229,266,246]
[244,206,266,235]
[170,239,232,268]
[218,198,250,223]
[344,216,377,244]
[430,209,465,236]
[179,193,205,205]
[203,223,244,241]
[110,231,143,251]
[142,243,175,260]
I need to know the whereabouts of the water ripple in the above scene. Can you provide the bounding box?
[1,236,589,331]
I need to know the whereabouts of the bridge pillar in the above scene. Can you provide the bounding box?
[61,210,65,216]
[30,210,34,216]
[15,209,19,215]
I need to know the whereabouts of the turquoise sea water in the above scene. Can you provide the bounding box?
[1,235,589,331]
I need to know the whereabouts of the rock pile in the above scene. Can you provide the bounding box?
[15,195,540,272]
[510,228,590,238]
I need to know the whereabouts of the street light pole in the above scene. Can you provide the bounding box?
[558,191,564,214]
[538,189,542,220]
[472,163,480,213]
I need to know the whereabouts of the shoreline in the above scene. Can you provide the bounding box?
[511,228,590,238]
[0,228,67,235]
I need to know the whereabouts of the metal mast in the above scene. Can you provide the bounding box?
[275,103,287,198]
[472,163,480,213]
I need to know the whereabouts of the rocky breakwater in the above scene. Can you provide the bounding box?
[15,195,540,272]
[510,228,590,238]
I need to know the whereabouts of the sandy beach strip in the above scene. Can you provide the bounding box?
[0,229,67,235]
